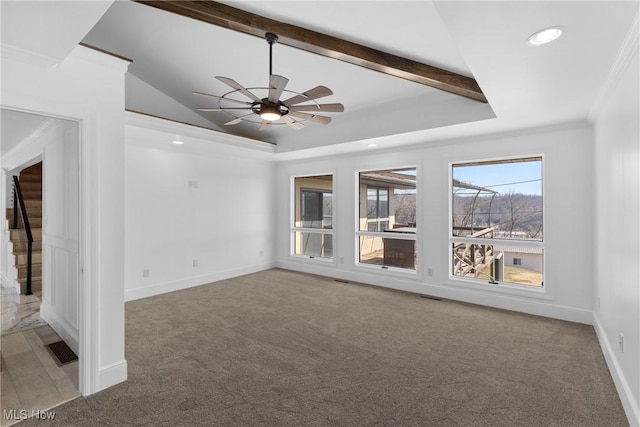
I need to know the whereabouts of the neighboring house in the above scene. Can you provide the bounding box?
[495,246,544,273]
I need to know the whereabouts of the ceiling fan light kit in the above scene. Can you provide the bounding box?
[195,32,344,131]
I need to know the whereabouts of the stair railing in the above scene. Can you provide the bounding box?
[12,176,33,295]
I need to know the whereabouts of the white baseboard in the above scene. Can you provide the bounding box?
[593,313,640,427]
[40,301,79,355]
[124,261,276,301]
[96,360,128,394]
[277,260,593,324]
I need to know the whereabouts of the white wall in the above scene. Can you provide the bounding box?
[277,123,595,323]
[1,45,129,395]
[592,27,640,426]
[124,117,276,301]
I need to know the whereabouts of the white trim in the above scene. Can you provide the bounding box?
[276,260,592,324]
[0,43,61,68]
[125,261,275,302]
[98,360,128,392]
[445,276,551,301]
[589,11,640,121]
[593,313,640,427]
[290,172,337,264]
[448,155,546,293]
[125,111,275,155]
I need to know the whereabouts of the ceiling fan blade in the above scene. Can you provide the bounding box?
[289,103,344,113]
[268,74,289,104]
[224,113,255,125]
[282,86,333,106]
[259,120,272,131]
[192,91,251,106]
[216,76,261,102]
[288,111,332,124]
[281,115,304,131]
[197,107,252,111]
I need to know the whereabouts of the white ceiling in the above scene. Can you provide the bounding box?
[2,1,638,159]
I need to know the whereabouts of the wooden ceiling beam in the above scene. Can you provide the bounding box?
[135,0,487,103]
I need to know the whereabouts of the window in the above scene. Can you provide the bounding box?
[292,175,333,259]
[357,168,417,270]
[451,157,543,287]
[367,188,389,231]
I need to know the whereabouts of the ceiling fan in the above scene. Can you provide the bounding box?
[194,32,344,131]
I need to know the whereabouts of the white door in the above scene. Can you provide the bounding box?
[40,119,80,354]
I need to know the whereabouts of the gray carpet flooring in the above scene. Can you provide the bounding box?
[20,269,627,426]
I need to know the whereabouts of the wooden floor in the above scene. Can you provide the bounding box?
[1,325,79,426]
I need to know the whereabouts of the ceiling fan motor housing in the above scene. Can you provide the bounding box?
[253,98,289,120]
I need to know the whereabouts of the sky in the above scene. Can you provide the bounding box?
[453,160,542,196]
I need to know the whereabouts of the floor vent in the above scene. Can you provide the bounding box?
[420,295,442,301]
[46,341,78,366]
[334,279,350,284]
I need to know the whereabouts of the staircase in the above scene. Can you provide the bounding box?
[5,163,43,294]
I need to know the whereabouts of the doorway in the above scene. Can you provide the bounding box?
[1,109,81,424]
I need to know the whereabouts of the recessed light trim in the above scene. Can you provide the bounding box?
[527,26,564,46]
[367,143,378,148]
[172,138,184,145]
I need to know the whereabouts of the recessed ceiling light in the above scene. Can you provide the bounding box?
[172,137,184,145]
[367,143,378,148]
[527,27,564,46]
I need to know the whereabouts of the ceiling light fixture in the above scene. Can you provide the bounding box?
[367,143,378,148]
[172,137,184,145]
[258,104,282,121]
[527,27,564,46]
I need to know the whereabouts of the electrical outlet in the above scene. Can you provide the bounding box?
[260,250,264,257]
[340,257,344,264]
[427,267,434,277]
[143,269,150,278]
[193,259,198,267]
[618,333,624,353]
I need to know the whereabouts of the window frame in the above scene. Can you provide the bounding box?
[290,173,336,263]
[355,166,419,275]
[447,155,548,297]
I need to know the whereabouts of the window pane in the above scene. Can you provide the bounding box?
[358,168,417,270]
[295,231,333,258]
[293,175,333,259]
[452,157,542,241]
[379,189,389,218]
[360,169,416,232]
[367,188,378,219]
[295,175,333,229]
[450,157,543,287]
[301,191,322,227]
[451,241,543,287]
[322,192,333,228]
[359,236,416,270]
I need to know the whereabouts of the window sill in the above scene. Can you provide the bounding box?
[355,262,421,279]
[446,276,553,301]
[289,254,336,265]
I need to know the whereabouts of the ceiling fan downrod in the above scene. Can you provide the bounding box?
[265,32,279,77]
